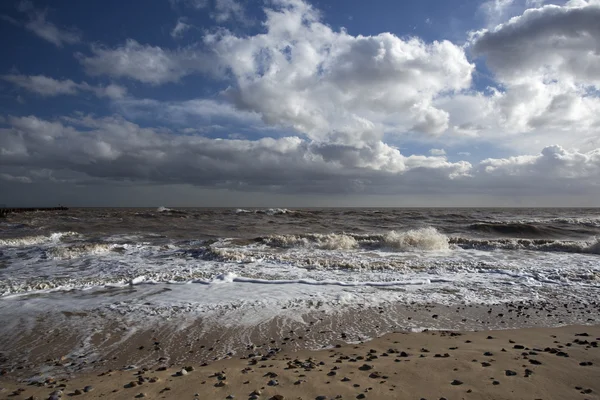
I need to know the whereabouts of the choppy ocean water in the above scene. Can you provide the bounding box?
[1,207,599,375]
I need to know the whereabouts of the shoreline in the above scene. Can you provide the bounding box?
[1,299,599,381]
[1,324,598,399]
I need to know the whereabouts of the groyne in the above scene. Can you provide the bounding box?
[0,207,68,218]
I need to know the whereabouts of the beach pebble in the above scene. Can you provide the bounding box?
[135,393,146,398]
[83,386,93,393]
[505,370,517,376]
[73,388,83,395]
[178,368,188,376]
[359,364,373,371]
[451,380,463,385]
[226,395,234,399]
[269,395,284,400]
[268,379,279,386]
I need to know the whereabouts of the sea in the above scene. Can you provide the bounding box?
[1,207,599,377]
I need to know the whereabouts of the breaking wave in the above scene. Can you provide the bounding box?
[262,227,450,252]
[156,206,186,214]
[0,232,77,247]
[451,237,600,254]
[484,217,600,228]
[236,208,293,215]
[49,243,115,259]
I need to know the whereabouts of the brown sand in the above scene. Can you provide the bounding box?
[1,325,599,400]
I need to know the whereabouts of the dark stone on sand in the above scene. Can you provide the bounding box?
[316,396,327,400]
[492,381,500,385]
[529,359,542,365]
[451,380,463,385]
[269,396,284,400]
[484,352,493,356]
[513,345,525,349]
[83,386,93,392]
[359,364,373,371]
[505,370,517,376]
[357,394,366,399]
[579,361,593,366]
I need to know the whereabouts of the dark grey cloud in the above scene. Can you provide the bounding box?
[471,2,600,84]
[1,114,599,198]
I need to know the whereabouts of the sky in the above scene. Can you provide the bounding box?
[1,0,600,207]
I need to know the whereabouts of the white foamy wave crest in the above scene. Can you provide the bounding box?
[264,233,358,250]
[0,232,77,247]
[261,208,291,215]
[262,228,450,252]
[485,217,600,227]
[156,206,186,215]
[452,237,600,254]
[380,227,450,251]
[50,243,115,259]
[236,208,293,215]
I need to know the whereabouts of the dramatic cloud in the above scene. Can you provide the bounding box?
[205,0,474,143]
[3,0,600,204]
[2,74,127,99]
[454,0,600,151]
[472,1,600,85]
[78,39,214,85]
[1,114,599,197]
[0,114,471,193]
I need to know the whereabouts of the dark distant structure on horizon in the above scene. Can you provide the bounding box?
[0,206,68,218]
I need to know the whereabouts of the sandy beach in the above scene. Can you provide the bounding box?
[1,324,598,400]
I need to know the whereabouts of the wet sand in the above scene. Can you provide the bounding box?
[1,299,599,382]
[1,325,599,400]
